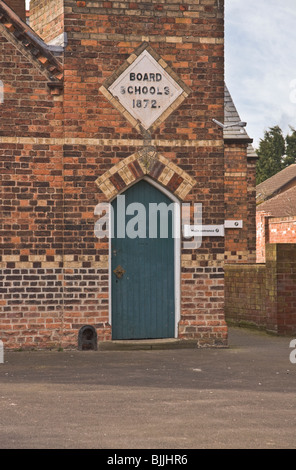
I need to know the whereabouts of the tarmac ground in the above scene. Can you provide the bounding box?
[0,327,296,450]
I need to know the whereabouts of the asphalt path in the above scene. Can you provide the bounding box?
[0,327,295,450]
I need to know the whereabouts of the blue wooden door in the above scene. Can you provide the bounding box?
[111,180,175,339]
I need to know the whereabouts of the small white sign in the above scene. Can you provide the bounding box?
[0,341,3,364]
[224,220,243,229]
[108,50,183,130]
[184,225,225,238]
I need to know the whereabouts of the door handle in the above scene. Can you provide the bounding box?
[113,265,126,279]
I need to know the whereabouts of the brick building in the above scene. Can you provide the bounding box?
[256,187,296,263]
[256,164,296,205]
[0,0,257,350]
[256,165,296,262]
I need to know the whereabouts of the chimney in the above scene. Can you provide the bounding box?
[4,0,26,22]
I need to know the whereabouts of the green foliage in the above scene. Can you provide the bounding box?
[256,126,296,185]
[283,126,296,167]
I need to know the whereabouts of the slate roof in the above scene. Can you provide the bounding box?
[0,0,63,85]
[246,143,258,159]
[256,184,296,217]
[256,164,296,204]
[224,85,253,143]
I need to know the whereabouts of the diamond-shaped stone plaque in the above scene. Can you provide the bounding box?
[100,46,190,132]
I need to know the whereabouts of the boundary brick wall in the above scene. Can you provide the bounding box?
[225,243,296,335]
[225,263,266,328]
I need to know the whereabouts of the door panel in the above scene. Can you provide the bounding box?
[111,180,175,339]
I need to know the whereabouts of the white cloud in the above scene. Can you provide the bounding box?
[225,0,296,148]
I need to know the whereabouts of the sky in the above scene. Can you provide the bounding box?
[25,0,296,149]
[225,0,296,148]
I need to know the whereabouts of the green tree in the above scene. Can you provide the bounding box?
[283,126,296,168]
[256,126,286,185]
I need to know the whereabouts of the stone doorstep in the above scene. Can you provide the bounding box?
[97,338,228,351]
[98,338,199,351]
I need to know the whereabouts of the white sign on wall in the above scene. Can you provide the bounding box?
[184,225,225,238]
[108,50,184,130]
[0,340,3,364]
[224,220,243,229]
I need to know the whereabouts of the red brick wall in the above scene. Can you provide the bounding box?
[226,243,296,335]
[225,264,267,328]
[224,144,247,263]
[61,0,226,348]
[0,0,236,349]
[269,217,296,243]
[224,144,257,263]
[4,0,26,21]
[256,211,269,263]
[246,156,257,261]
[0,35,63,136]
[0,22,64,348]
[29,0,64,44]
[274,244,296,335]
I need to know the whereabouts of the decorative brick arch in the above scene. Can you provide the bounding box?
[95,149,196,201]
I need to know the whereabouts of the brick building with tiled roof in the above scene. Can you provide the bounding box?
[256,165,296,262]
[256,164,296,204]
